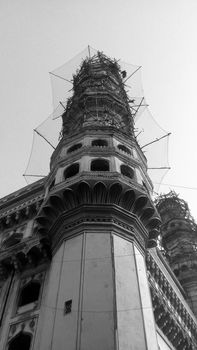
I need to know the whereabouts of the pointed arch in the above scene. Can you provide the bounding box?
[76,182,92,204]
[133,196,148,214]
[49,195,65,212]
[108,183,123,204]
[146,217,161,230]
[42,206,58,220]
[92,182,107,204]
[120,190,135,211]
[8,332,32,350]
[63,188,77,209]
[140,207,155,223]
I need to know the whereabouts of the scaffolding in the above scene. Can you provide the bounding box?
[24,46,170,191]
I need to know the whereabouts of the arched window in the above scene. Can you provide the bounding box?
[67,143,82,153]
[18,281,41,307]
[64,163,79,179]
[120,165,134,179]
[8,332,31,350]
[91,159,109,171]
[117,144,131,155]
[92,139,108,147]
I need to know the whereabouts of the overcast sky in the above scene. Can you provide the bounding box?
[1,0,197,218]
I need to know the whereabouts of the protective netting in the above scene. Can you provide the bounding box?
[24,46,170,191]
[135,108,170,191]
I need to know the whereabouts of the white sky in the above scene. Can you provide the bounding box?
[0,0,197,218]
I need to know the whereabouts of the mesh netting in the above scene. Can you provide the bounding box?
[50,47,97,110]
[24,131,52,184]
[135,108,170,191]
[24,46,170,191]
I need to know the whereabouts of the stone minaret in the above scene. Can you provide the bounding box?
[156,191,197,318]
[34,53,161,349]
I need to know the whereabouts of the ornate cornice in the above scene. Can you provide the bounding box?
[0,194,44,229]
[0,179,45,208]
[36,180,161,249]
[47,205,147,255]
[48,172,149,196]
[0,236,51,280]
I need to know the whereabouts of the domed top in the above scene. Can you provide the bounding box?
[61,52,134,138]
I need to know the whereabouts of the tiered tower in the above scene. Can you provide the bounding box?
[34,53,161,350]
[156,191,197,318]
[2,51,197,350]
[0,52,168,350]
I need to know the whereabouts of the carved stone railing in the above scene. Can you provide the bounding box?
[146,252,197,349]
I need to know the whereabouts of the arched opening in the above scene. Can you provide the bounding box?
[64,163,79,179]
[117,144,131,155]
[120,164,134,179]
[91,159,109,171]
[18,281,41,307]
[67,143,82,153]
[92,139,108,147]
[8,332,31,350]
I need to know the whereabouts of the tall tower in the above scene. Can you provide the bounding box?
[35,53,161,350]
[0,52,164,350]
[156,191,197,318]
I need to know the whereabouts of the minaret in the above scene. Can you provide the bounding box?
[34,52,161,350]
[156,191,197,318]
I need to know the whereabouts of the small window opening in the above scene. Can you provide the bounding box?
[67,143,82,153]
[64,299,72,314]
[91,159,109,171]
[117,144,131,155]
[64,163,79,179]
[92,139,108,147]
[8,332,31,350]
[18,281,40,307]
[120,165,134,179]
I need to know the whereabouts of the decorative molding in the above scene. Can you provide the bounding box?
[0,237,51,280]
[146,252,197,349]
[36,180,161,249]
[7,317,38,348]
[48,207,146,255]
[0,196,44,230]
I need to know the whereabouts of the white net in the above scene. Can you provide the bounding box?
[24,46,170,191]
[135,108,170,191]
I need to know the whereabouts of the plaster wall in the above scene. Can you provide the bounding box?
[134,245,158,350]
[79,232,115,350]
[35,236,83,350]
[136,168,143,185]
[113,157,122,172]
[113,234,147,350]
[36,232,115,350]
